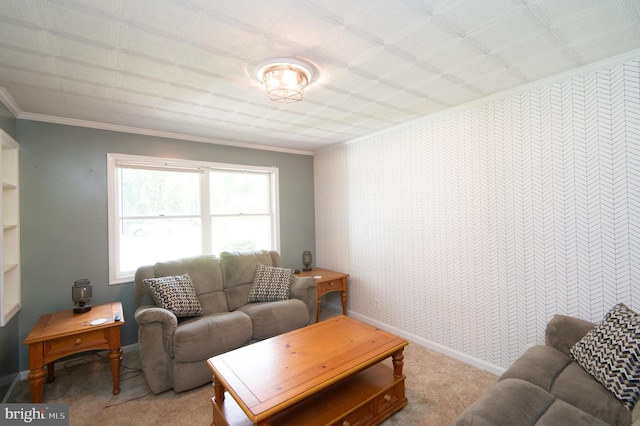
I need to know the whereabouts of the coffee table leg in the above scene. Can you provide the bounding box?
[213,375,225,402]
[392,348,405,377]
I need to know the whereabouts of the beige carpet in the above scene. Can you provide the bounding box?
[8,315,497,426]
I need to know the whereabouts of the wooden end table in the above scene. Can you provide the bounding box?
[23,301,124,403]
[295,268,348,322]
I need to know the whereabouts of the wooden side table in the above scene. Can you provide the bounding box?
[295,268,349,322]
[23,301,124,403]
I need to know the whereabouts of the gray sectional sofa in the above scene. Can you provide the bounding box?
[453,313,639,426]
[134,250,317,394]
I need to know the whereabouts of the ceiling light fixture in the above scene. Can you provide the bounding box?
[257,58,314,103]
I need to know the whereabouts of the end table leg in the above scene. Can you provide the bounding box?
[213,375,225,402]
[341,290,347,315]
[28,368,46,403]
[392,348,405,378]
[109,348,122,395]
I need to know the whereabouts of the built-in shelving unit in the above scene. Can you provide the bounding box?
[1,130,20,326]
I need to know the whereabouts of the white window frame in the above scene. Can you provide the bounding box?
[107,153,280,284]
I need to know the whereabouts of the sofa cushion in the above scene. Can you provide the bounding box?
[551,361,632,425]
[154,255,229,315]
[452,378,611,426]
[248,264,293,302]
[571,303,640,410]
[502,345,631,425]
[500,345,573,390]
[172,311,252,362]
[236,299,309,340]
[221,250,277,311]
[145,273,204,317]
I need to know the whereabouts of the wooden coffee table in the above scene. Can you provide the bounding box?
[207,315,408,426]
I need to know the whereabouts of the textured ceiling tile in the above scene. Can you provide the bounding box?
[448,56,508,83]
[420,39,485,72]
[122,24,188,65]
[436,0,525,35]
[389,17,462,58]
[49,36,118,69]
[126,0,203,39]
[468,69,524,95]
[1,68,61,91]
[352,0,430,42]
[0,48,57,76]
[349,47,415,79]
[113,89,158,108]
[55,59,117,87]
[45,3,119,46]
[528,0,612,24]
[510,49,578,80]
[493,32,562,66]
[263,1,344,50]
[554,3,635,39]
[190,12,265,59]
[0,19,51,55]
[571,27,640,62]
[468,10,546,53]
[117,52,175,82]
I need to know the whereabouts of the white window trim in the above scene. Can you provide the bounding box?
[107,153,280,284]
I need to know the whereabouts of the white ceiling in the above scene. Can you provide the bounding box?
[0,0,639,154]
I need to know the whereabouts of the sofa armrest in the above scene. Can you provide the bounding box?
[290,276,317,324]
[134,306,178,394]
[545,314,596,356]
[135,305,178,327]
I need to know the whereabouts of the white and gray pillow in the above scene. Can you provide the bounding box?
[144,273,203,317]
[570,303,640,410]
[247,264,293,303]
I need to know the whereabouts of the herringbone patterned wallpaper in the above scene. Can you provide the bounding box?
[314,58,640,371]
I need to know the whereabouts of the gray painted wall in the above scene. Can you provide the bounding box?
[0,101,18,401]
[17,120,316,371]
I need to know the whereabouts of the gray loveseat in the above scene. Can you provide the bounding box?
[134,250,317,394]
[453,314,639,426]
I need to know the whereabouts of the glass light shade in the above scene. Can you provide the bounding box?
[302,251,312,272]
[72,278,92,313]
[261,64,309,103]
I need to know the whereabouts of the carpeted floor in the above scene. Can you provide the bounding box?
[8,312,497,426]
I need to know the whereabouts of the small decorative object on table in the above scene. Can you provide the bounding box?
[72,278,92,314]
[302,251,312,272]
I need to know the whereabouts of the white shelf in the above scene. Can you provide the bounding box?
[0,130,20,327]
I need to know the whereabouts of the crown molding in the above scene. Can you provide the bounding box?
[0,88,23,117]
[0,91,314,156]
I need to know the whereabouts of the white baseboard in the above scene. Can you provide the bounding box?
[324,302,506,377]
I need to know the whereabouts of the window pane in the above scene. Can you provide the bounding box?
[210,171,270,214]
[211,216,271,254]
[119,218,201,273]
[121,168,201,216]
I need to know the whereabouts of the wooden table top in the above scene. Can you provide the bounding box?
[294,268,349,281]
[23,302,124,345]
[207,315,407,423]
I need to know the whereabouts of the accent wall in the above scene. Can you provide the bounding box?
[314,58,640,372]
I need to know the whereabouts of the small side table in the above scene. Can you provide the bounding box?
[295,268,349,322]
[23,301,124,403]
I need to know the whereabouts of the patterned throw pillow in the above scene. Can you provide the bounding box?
[247,264,293,303]
[570,303,640,410]
[144,273,203,317]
